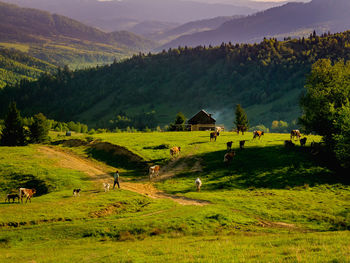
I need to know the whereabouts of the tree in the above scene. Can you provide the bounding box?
[29,113,50,143]
[234,104,249,132]
[0,102,26,146]
[168,112,186,131]
[300,59,350,169]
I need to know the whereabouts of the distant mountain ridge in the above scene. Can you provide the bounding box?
[162,0,350,49]
[0,1,156,68]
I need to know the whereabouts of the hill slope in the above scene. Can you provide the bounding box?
[0,47,57,88]
[2,31,350,128]
[0,1,156,67]
[162,0,350,49]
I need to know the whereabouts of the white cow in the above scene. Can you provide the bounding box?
[195,178,202,192]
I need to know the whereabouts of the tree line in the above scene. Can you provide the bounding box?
[2,31,350,128]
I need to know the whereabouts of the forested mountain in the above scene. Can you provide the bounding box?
[0,1,155,67]
[162,0,350,49]
[0,48,56,88]
[1,0,257,34]
[1,31,350,129]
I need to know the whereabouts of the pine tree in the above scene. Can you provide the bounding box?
[234,104,249,133]
[0,102,26,146]
[29,113,50,143]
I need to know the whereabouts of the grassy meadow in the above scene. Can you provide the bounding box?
[0,131,349,262]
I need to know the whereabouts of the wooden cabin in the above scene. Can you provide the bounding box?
[188,110,216,131]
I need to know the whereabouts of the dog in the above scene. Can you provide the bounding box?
[73,189,81,197]
[103,183,110,192]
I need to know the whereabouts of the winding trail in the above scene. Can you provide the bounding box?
[37,146,210,206]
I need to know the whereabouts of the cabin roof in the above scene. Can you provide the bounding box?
[188,109,216,125]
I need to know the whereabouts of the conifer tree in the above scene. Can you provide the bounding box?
[0,102,26,146]
[234,104,249,132]
[29,113,50,143]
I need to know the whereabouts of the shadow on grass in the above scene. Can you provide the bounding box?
[0,173,49,196]
[166,145,348,194]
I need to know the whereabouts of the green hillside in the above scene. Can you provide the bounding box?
[0,47,57,88]
[0,1,156,68]
[0,132,349,262]
[2,30,350,128]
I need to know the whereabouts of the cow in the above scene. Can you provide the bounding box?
[284,140,295,148]
[149,165,160,180]
[300,137,307,147]
[170,146,181,157]
[19,188,36,203]
[210,132,219,142]
[73,189,81,197]
[226,141,233,151]
[103,183,110,192]
[290,130,301,140]
[236,125,247,135]
[224,150,236,164]
[239,140,246,150]
[5,193,20,203]
[195,178,202,192]
[253,130,264,139]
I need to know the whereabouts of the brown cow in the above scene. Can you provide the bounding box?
[210,132,219,142]
[170,146,181,157]
[300,137,307,147]
[224,150,236,164]
[253,131,264,139]
[149,165,160,180]
[19,188,36,203]
[5,194,20,203]
[284,140,295,148]
[290,130,301,140]
[226,141,233,151]
[236,125,247,135]
[239,140,246,150]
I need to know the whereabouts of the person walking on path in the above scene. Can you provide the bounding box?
[113,170,120,189]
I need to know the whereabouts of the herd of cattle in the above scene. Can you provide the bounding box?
[4,129,311,204]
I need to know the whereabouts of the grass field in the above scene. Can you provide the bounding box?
[0,132,349,262]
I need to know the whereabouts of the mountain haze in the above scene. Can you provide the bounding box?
[163,0,350,49]
[0,1,156,68]
[1,0,256,34]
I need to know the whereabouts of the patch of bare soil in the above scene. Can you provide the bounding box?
[37,146,209,206]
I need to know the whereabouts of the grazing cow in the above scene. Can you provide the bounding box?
[290,130,301,140]
[149,165,160,180]
[195,178,202,192]
[224,150,236,164]
[236,125,247,135]
[253,130,264,139]
[19,188,36,203]
[226,141,233,151]
[103,183,110,192]
[300,137,307,147]
[210,132,219,142]
[73,189,81,197]
[284,140,295,148]
[170,146,181,157]
[239,140,246,150]
[5,194,20,203]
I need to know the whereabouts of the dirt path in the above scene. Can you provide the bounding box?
[37,146,209,206]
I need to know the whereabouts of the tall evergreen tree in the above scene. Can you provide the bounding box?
[169,112,186,131]
[234,104,249,132]
[0,102,26,146]
[29,113,50,143]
